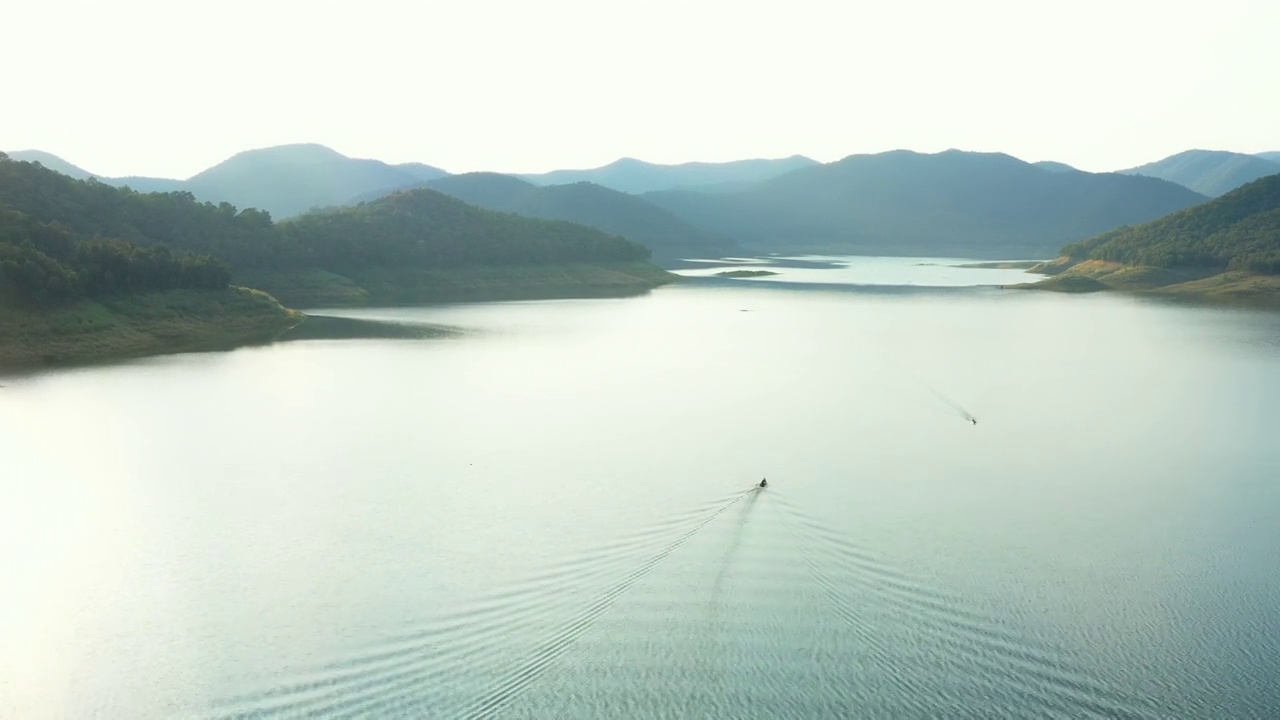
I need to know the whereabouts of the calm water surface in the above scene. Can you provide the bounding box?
[3,258,1280,719]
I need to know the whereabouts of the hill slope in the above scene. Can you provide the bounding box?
[1033,160,1079,173]
[7,150,201,193]
[7,145,452,219]
[1121,149,1280,197]
[1061,173,1280,273]
[283,188,652,270]
[521,155,818,194]
[1256,152,1280,163]
[0,153,299,367]
[184,144,431,218]
[395,162,451,182]
[268,188,670,304]
[0,153,673,310]
[644,150,1207,258]
[411,172,734,257]
[7,150,98,180]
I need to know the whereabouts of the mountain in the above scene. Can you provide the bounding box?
[8,151,194,193]
[7,150,97,180]
[183,144,432,218]
[1062,173,1280,274]
[7,145,453,219]
[1034,160,1079,173]
[408,172,734,257]
[394,162,450,182]
[0,152,245,304]
[282,188,651,271]
[1256,152,1280,163]
[521,155,818,194]
[1120,149,1280,197]
[0,152,668,308]
[110,176,187,193]
[643,150,1208,258]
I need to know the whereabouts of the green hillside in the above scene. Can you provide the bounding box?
[282,188,652,270]
[414,173,734,257]
[1062,173,1280,274]
[0,155,240,305]
[0,153,675,364]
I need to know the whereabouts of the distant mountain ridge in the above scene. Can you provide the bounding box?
[7,150,98,180]
[5,144,450,219]
[1033,160,1079,174]
[520,155,819,194]
[13,145,1254,260]
[378,172,736,257]
[1121,149,1280,197]
[183,144,448,218]
[643,149,1209,258]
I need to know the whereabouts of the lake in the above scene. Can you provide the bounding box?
[3,256,1279,719]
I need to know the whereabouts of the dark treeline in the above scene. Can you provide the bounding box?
[0,201,230,305]
[282,190,650,269]
[1062,173,1280,274]
[0,153,650,305]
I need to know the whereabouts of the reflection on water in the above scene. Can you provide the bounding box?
[2,258,1280,719]
[276,314,463,342]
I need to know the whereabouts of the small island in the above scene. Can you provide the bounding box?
[716,269,779,278]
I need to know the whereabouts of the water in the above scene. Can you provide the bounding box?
[3,258,1280,719]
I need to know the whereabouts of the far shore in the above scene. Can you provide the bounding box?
[1005,257,1280,308]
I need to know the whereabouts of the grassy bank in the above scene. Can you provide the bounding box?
[0,287,302,371]
[1007,257,1280,307]
[243,261,679,307]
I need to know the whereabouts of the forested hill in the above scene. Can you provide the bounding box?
[0,154,655,305]
[281,189,651,269]
[409,173,734,256]
[1062,173,1280,273]
[644,150,1208,258]
[0,153,234,304]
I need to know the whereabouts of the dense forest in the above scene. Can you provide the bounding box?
[383,172,734,256]
[0,153,650,305]
[281,189,650,269]
[0,157,231,304]
[1062,173,1280,274]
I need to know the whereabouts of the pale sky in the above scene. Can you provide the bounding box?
[3,0,1277,179]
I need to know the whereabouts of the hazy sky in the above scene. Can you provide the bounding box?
[4,0,1277,179]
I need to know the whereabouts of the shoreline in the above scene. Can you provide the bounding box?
[237,261,678,308]
[0,287,303,373]
[1005,258,1280,308]
[0,262,680,373]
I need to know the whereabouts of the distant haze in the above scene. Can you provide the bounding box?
[3,0,1277,179]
